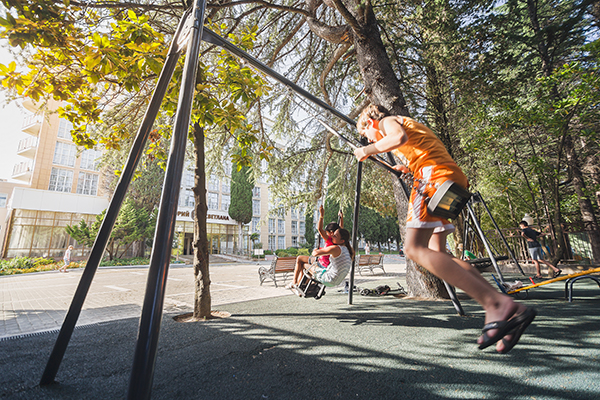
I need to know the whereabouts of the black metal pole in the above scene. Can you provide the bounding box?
[466,203,505,281]
[477,193,525,275]
[348,138,366,305]
[443,281,465,316]
[127,1,206,399]
[39,9,191,387]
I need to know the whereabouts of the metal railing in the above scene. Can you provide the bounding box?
[12,161,32,176]
[17,136,38,153]
[21,113,42,131]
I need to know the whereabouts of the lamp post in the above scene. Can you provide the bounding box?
[523,213,534,226]
[176,225,184,261]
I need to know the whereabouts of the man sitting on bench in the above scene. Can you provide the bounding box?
[287,228,354,296]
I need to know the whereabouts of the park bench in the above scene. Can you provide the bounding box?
[357,254,385,275]
[258,256,297,287]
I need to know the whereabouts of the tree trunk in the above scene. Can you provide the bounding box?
[406,260,450,299]
[192,123,211,319]
[238,221,244,255]
[564,135,600,263]
[342,1,446,298]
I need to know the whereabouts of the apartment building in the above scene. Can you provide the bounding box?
[1,99,108,258]
[175,164,306,255]
[1,99,305,259]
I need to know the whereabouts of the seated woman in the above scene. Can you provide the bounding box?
[288,228,354,294]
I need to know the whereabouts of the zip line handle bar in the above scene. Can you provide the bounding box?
[313,117,404,178]
[202,27,405,179]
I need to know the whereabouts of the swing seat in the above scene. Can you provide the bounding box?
[427,180,471,219]
[296,270,326,299]
[467,256,509,271]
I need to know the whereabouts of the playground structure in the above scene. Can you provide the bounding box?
[504,267,600,301]
[37,0,589,398]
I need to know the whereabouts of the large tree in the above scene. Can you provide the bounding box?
[3,0,599,304]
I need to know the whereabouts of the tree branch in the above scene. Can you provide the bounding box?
[332,0,365,39]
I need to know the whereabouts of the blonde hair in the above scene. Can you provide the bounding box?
[357,104,390,131]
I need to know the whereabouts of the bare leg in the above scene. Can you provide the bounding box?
[532,260,542,277]
[405,228,526,352]
[540,259,560,273]
[293,256,310,285]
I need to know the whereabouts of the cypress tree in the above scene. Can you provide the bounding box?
[228,164,253,254]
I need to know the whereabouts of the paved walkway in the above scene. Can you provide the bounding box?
[2,255,600,399]
[0,256,406,339]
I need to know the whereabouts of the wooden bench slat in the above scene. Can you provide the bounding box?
[258,256,298,287]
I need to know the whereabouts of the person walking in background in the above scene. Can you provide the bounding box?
[519,221,561,279]
[364,242,370,255]
[60,245,73,273]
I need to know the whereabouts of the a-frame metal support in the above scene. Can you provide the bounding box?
[462,192,525,284]
[40,0,466,396]
[40,5,195,388]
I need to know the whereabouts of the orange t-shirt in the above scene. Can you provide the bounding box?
[390,116,456,173]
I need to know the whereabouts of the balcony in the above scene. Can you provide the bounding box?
[21,113,42,136]
[12,161,32,182]
[16,136,38,158]
[22,98,41,113]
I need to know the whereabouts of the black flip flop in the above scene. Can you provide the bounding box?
[499,307,537,354]
[478,307,537,350]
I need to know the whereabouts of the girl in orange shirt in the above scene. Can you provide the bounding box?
[353,104,535,354]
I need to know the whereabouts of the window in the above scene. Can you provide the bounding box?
[80,148,102,171]
[53,141,76,167]
[299,221,305,235]
[179,189,194,207]
[224,162,232,176]
[277,219,285,234]
[298,206,305,220]
[208,175,219,191]
[277,206,285,218]
[76,172,99,195]
[57,119,73,139]
[252,186,261,198]
[291,236,298,247]
[253,199,261,216]
[291,221,298,235]
[252,217,260,233]
[221,178,230,194]
[268,218,275,233]
[0,193,7,208]
[49,168,73,192]
[221,194,230,211]
[277,236,285,249]
[207,192,219,210]
[268,235,275,250]
[291,207,298,220]
[182,169,194,189]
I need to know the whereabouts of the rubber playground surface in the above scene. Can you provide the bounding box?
[1,274,599,399]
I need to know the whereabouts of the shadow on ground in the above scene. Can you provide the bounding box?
[1,280,599,399]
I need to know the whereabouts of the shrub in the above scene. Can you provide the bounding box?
[264,250,273,255]
[274,249,289,257]
[298,248,309,256]
[9,257,34,270]
[285,247,298,256]
[33,257,56,267]
[99,257,151,267]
